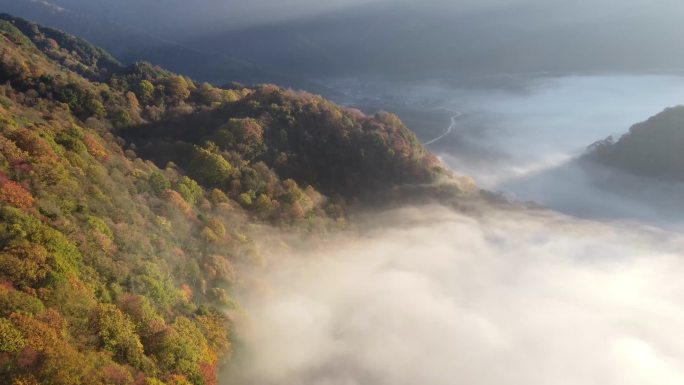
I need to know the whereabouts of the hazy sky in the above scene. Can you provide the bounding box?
[49,0,684,34]
[6,0,680,80]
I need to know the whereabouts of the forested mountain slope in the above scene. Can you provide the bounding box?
[0,14,472,385]
[584,106,684,181]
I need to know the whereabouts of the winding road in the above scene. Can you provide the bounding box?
[423,110,463,146]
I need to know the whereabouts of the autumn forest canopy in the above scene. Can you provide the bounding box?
[0,13,480,385]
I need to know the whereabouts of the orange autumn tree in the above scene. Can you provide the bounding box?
[83,133,109,160]
[0,180,34,209]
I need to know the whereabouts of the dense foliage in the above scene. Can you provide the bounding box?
[584,106,684,181]
[121,84,442,202]
[0,14,454,385]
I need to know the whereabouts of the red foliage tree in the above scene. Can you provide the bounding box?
[0,180,34,209]
[198,361,218,385]
[83,133,109,160]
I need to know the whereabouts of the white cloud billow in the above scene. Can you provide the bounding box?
[224,205,684,385]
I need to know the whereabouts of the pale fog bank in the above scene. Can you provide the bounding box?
[432,75,684,187]
[222,205,684,385]
[329,74,684,226]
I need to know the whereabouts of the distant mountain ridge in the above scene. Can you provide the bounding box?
[0,0,340,95]
[6,0,684,86]
[182,1,684,80]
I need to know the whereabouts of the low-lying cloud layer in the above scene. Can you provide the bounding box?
[222,205,684,385]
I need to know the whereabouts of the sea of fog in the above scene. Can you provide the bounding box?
[329,74,684,227]
[219,75,684,385]
[223,206,684,385]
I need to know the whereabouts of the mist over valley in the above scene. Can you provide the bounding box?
[0,2,683,385]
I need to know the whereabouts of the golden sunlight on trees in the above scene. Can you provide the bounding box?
[0,14,447,385]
